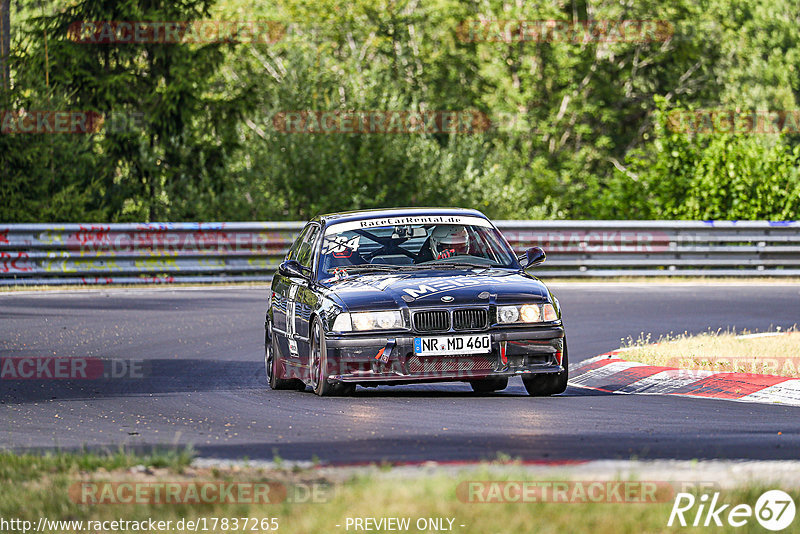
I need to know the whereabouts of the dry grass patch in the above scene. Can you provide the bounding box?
[3,451,799,534]
[620,328,800,377]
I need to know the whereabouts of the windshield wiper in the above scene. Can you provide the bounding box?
[438,261,493,268]
[327,262,505,275]
[326,263,469,275]
[420,260,503,269]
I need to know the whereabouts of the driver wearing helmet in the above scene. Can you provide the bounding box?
[429,225,470,260]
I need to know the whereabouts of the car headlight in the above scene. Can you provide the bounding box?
[497,303,558,324]
[520,304,540,322]
[497,306,519,323]
[332,311,404,332]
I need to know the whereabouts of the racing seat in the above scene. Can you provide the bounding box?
[414,236,435,263]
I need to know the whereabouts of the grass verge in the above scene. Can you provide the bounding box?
[0,450,798,533]
[0,448,195,482]
[620,328,800,377]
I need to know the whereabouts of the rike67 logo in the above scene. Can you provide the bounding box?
[668,490,796,531]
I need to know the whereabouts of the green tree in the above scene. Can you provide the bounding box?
[2,0,248,222]
[599,101,800,219]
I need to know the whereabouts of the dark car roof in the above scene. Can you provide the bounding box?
[312,207,489,227]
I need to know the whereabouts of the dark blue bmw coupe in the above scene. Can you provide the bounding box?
[265,208,567,396]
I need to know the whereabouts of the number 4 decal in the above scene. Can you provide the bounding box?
[322,236,360,257]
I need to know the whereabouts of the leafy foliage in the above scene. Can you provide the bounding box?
[2,0,799,222]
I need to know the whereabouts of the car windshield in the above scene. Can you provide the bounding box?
[317,216,518,279]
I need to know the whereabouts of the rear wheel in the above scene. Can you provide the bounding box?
[266,325,305,391]
[470,377,509,393]
[522,341,569,396]
[310,318,354,396]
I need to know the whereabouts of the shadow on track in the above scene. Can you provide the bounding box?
[0,359,264,404]
[1,356,609,404]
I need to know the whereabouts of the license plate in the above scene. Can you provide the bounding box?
[414,334,491,356]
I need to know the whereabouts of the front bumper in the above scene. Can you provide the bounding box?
[324,326,565,384]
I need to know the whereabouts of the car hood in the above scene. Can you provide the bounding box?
[320,269,550,311]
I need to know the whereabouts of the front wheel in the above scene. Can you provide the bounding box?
[309,318,355,397]
[522,341,569,396]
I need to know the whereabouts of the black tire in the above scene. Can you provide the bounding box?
[334,382,356,396]
[309,318,354,396]
[522,341,569,396]
[470,377,509,393]
[266,325,304,390]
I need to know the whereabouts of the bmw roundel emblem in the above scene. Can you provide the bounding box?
[441,295,454,302]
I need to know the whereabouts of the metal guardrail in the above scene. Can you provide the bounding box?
[496,220,800,277]
[1,220,799,285]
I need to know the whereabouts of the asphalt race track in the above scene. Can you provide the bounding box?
[1,283,799,464]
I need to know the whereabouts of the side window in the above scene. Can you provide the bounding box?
[295,225,320,268]
[286,225,313,261]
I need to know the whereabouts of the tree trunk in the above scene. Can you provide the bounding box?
[0,0,10,90]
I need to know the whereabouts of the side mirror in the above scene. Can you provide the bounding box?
[518,246,546,268]
[278,260,310,279]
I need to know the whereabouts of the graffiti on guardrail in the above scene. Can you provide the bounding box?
[1,221,800,284]
[503,230,672,253]
[61,228,287,253]
[2,228,295,254]
[75,276,176,285]
[0,252,32,272]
